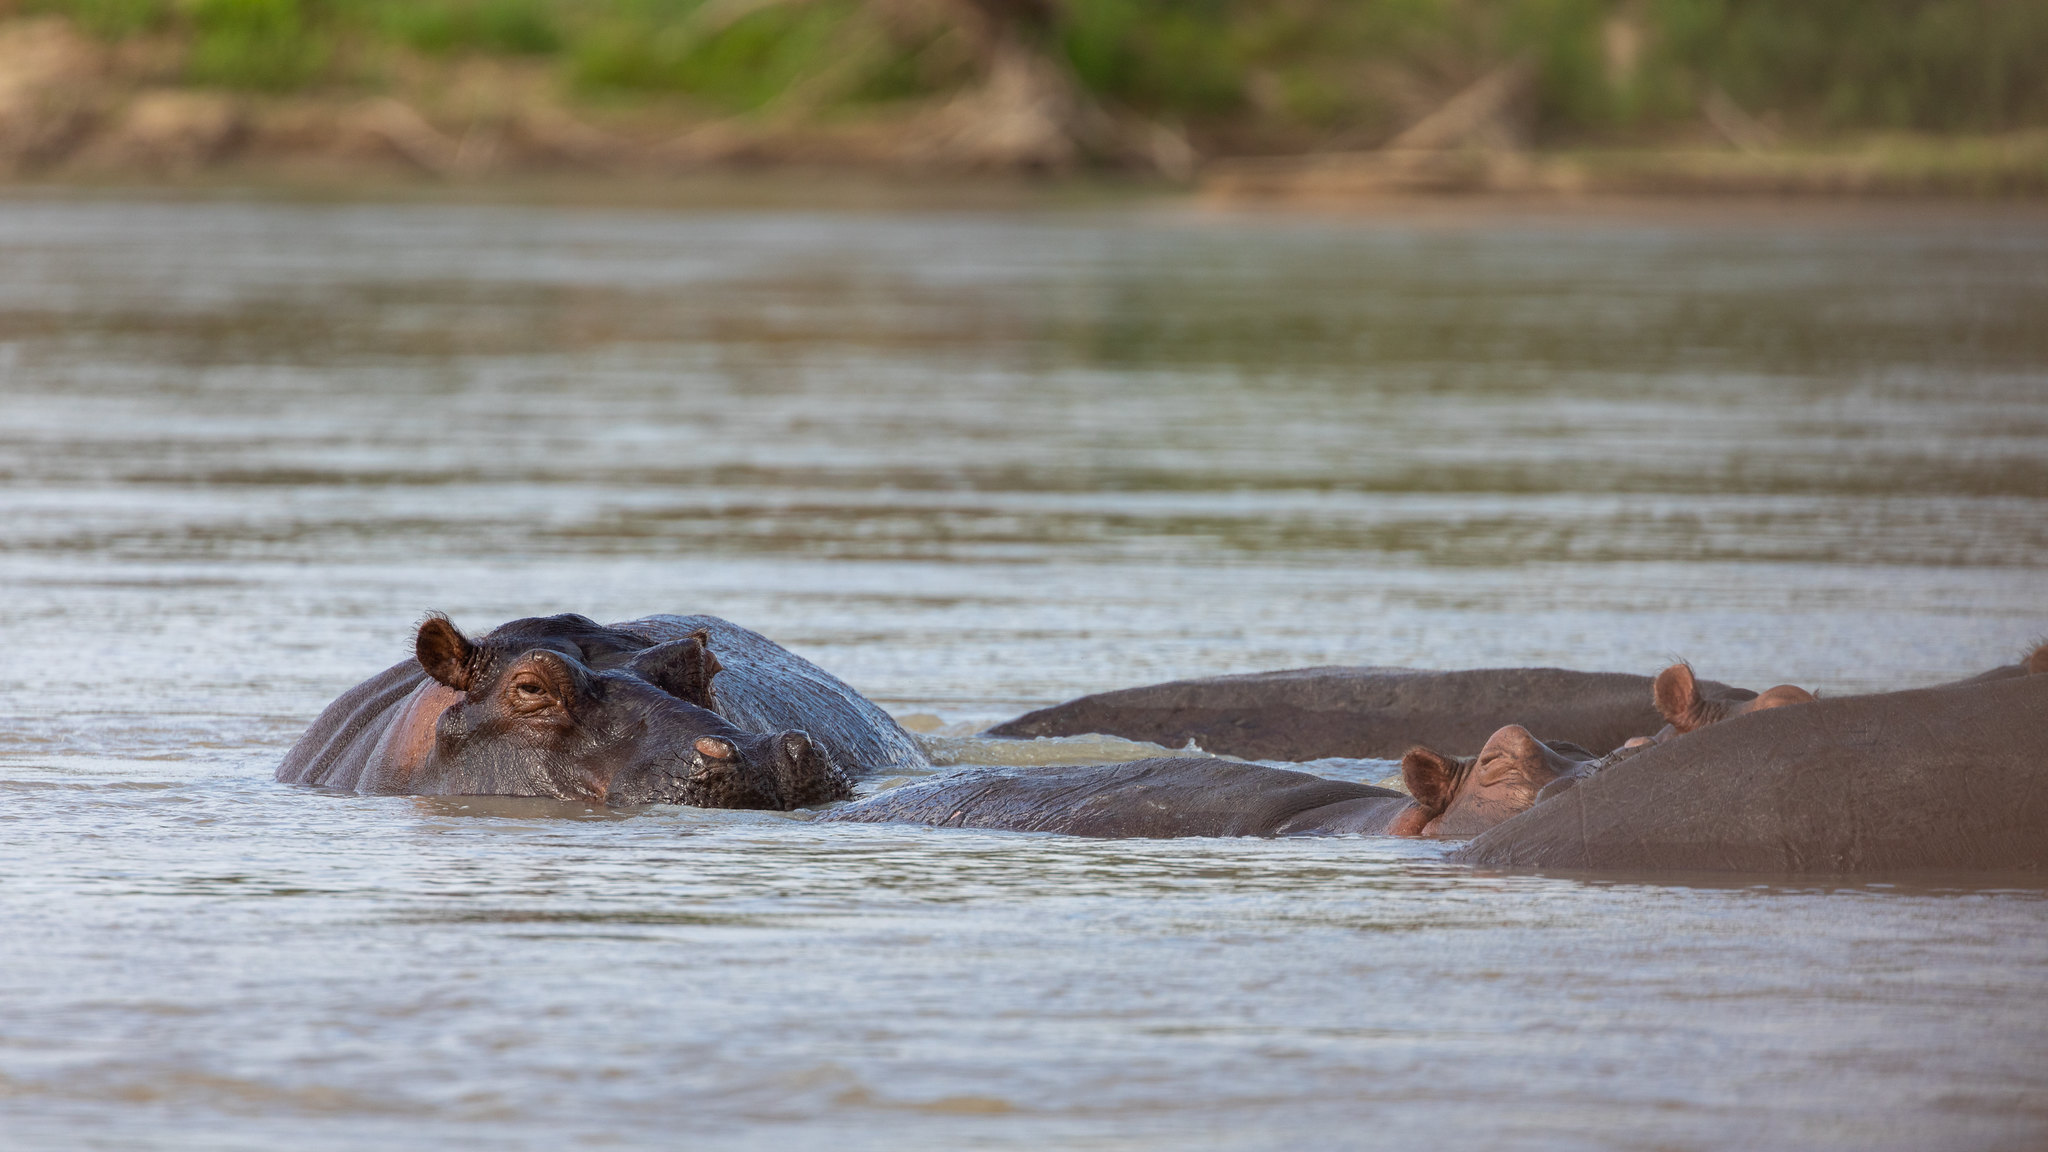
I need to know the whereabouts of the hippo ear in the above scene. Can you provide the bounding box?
[1400,746,1463,816]
[691,629,724,679]
[1652,663,1702,732]
[623,634,721,710]
[416,614,476,691]
[2028,642,2048,677]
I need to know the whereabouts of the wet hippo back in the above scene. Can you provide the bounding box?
[985,666,1734,760]
[619,615,928,775]
[821,758,1411,838]
[1455,673,2048,874]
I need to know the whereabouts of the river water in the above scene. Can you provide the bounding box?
[1,194,2045,1150]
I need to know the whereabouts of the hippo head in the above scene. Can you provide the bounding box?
[1398,725,1595,837]
[1653,662,1814,736]
[413,615,851,809]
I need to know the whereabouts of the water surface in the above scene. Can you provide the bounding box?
[1,196,2045,1150]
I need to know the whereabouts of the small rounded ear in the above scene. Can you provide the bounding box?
[416,614,475,691]
[624,636,721,710]
[2028,643,2048,677]
[1401,746,1463,816]
[1653,663,1701,731]
[689,629,723,677]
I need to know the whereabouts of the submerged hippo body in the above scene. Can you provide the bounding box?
[823,725,1594,839]
[279,613,923,807]
[823,759,1417,837]
[1455,673,2048,874]
[985,666,1746,760]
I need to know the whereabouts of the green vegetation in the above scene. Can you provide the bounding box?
[381,0,563,56]
[566,0,963,111]
[184,0,327,91]
[24,0,2048,141]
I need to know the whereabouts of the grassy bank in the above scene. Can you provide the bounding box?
[4,0,2047,191]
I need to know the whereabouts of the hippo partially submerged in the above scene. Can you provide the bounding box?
[1455,672,2048,874]
[983,665,1752,760]
[279,613,924,808]
[821,724,1592,839]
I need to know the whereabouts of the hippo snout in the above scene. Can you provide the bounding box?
[664,729,851,810]
[770,731,855,808]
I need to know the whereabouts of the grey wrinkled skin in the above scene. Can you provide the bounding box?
[820,758,1419,838]
[985,665,1749,760]
[1456,673,2048,874]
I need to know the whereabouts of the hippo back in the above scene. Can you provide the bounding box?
[1454,674,2048,874]
[618,615,928,775]
[985,666,1733,760]
[821,757,1405,838]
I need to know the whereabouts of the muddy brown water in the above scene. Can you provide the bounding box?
[1,195,2045,1151]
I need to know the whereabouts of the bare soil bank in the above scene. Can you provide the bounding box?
[5,16,2045,201]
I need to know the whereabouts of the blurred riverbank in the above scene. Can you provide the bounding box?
[5,6,2047,201]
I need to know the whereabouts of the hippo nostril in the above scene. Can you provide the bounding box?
[767,729,852,807]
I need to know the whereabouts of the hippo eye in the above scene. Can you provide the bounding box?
[515,680,546,697]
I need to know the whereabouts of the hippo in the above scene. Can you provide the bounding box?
[983,665,1753,760]
[1454,672,2048,874]
[821,724,1591,839]
[1531,652,2048,804]
[278,612,923,807]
